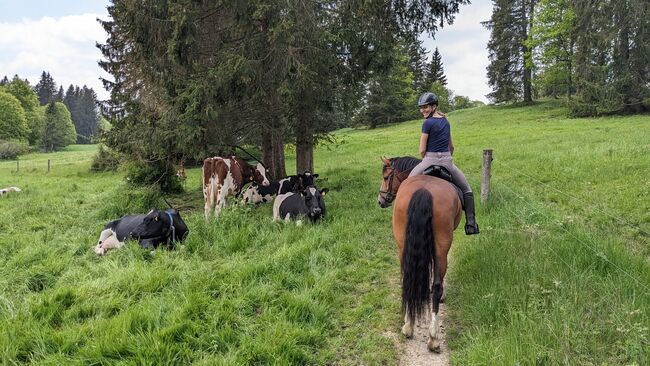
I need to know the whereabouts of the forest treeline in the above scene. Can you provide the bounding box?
[0,72,104,159]
[96,0,480,191]
[484,0,649,116]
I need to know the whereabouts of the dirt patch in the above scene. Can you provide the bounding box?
[398,303,450,366]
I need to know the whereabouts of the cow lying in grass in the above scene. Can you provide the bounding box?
[0,186,21,197]
[273,186,329,223]
[95,209,189,255]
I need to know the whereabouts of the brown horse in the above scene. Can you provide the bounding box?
[378,156,462,352]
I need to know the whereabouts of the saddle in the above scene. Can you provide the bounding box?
[422,165,465,207]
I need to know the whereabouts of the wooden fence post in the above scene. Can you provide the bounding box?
[48,159,51,172]
[481,149,493,203]
[16,161,19,173]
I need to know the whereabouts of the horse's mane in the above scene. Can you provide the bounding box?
[391,156,421,172]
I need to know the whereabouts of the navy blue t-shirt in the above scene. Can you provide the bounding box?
[422,116,450,152]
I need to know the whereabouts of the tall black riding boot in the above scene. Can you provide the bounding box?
[463,192,480,235]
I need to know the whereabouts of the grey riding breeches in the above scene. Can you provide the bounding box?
[408,152,472,193]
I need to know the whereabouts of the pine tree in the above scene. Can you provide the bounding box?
[0,76,8,86]
[405,36,429,92]
[426,48,448,87]
[56,86,64,102]
[34,71,58,105]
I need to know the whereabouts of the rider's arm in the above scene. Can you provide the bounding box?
[419,133,428,158]
[449,135,454,156]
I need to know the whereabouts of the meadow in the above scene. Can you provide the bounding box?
[0,101,648,365]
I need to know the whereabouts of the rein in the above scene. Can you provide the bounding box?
[380,164,411,204]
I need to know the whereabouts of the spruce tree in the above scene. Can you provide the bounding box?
[34,71,58,105]
[405,36,429,93]
[426,48,448,87]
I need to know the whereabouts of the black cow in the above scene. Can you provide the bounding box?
[95,209,189,255]
[298,171,319,190]
[273,186,329,223]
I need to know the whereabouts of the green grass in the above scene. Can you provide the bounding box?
[0,101,648,364]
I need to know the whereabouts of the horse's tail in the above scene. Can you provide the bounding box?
[402,188,436,325]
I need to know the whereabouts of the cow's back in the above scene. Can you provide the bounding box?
[109,214,146,241]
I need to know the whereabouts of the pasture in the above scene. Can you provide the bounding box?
[1,101,648,364]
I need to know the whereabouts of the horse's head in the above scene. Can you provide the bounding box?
[378,156,421,208]
[378,157,397,208]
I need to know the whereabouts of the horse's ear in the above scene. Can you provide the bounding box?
[381,156,390,165]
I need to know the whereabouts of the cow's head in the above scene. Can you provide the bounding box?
[302,186,328,221]
[298,171,319,190]
[242,183,263,204]
[253,163,270,186]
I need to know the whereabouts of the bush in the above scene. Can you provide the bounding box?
[123,159,183,193]
[90,145,122,172]
[0,139,29,160]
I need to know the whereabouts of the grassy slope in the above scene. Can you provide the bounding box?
[0,101,648,365]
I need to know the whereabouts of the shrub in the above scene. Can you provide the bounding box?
[0,139,29,160]
[90,145,122,172]
[123,159,183,193]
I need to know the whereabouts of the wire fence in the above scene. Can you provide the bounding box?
[490,164,650,296]
[0,157,93,173]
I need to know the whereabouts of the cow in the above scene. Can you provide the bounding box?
[298,171,319,189]
[176,164,187,181]
[273,186,329,223]
[0,186,21,197]
[203,156,270,219]
[95,208,189,256]
[242,175,301,204]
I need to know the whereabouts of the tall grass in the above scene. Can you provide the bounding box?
[0,101,648,364]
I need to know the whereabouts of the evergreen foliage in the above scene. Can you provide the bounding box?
[63,85,100,143]
[405,36,429,93]
[0,91,30,142]
[426,48,448,87]
[429,81,452,113]
[34,71,58,105]
[97,0,470,191]
[41,102,77,151]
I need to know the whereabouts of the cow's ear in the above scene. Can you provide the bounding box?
[313,174,319,178]
[320,188,329,196]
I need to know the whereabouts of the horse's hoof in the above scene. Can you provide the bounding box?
[401,324,414,338]
[427,337,441,353]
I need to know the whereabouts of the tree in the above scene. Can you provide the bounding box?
[528,0,575,98]
[2,76,44,145]
[41,102,76,151]
[34,71,58,105]
[429,81,453,113]
[0,91,30,142]
[405,35,429,93]
[98,0,470,190]
[426,48,448,87]
[484,0,536,103]
[0,76,8,86]
[56,86,64,102]
[452,95,472,110]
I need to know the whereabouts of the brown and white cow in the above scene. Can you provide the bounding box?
[202,156,270,219]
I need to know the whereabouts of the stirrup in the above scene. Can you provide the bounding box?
[465,223,480,235]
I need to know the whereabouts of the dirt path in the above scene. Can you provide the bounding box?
[398,303,450,366]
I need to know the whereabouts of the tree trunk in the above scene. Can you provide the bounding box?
[262,126,286,181]
[522,0,536,103]
[296,122,314,175]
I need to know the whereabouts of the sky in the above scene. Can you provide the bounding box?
[0,1,492,102]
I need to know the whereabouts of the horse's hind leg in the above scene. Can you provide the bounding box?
[401,309,414,338]
[428,250,448,353]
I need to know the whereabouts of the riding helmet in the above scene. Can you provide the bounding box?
[418,92,439,107]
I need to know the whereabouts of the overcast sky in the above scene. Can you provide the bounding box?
[0,1,492,102]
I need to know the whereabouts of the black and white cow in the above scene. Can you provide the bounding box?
[95,209,189,255]
[273,186,329,223]
[298,171,319,189]
[242,175,301,204]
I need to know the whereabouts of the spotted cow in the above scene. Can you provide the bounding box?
[242,175,301,204]
[273,186,329,223]
[203,156,269,218]
[0,186,21,197]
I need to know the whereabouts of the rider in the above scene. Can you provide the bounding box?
[408,92,479,235]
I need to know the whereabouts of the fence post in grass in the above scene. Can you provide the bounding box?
[16,160,19,173]
[48,159,51,172]
[481,149,493,203]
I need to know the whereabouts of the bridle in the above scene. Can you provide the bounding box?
[379,162,410,205]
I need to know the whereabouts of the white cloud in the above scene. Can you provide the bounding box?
[0,14,110,99]
[421,2,493,103]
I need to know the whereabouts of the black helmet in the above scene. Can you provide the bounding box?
[418,92,438,107]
